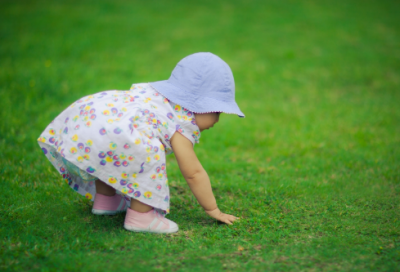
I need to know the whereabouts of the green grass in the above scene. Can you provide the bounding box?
[1,0,399,271]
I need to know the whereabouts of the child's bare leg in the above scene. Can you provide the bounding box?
[95,180,116,196]
[130,198,152,213]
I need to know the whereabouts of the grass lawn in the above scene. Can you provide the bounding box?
[1,0,399,271]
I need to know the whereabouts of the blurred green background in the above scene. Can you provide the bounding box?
[1,0,399,271]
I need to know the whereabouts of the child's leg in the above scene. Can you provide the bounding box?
[95,179,116,196]
[130,198,153,213]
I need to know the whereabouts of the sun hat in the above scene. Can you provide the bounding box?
[150,52,245,117]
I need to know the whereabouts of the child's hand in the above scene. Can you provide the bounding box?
[205,208,239,225]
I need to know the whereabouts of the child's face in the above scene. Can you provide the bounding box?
[194,112,220,132]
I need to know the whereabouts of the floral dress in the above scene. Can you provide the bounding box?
[38,83,201,213]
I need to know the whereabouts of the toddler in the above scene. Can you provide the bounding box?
[38,52,245,233]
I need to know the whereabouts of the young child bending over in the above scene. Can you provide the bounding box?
[38,52,245,233]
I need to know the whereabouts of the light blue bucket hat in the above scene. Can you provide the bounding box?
[150,52,245,117]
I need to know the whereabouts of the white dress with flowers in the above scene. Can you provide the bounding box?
[38,83,200,213]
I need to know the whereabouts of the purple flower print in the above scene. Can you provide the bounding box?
[99,128,106,135]
[134,191,141,198]
[77,143,84,150]
[63,127,68,134]
[65,117,69,123]
[86,166,95,173]
[114,127,122,134]
[42,147,48,155]
[128,183,135,194]
[111,108,118,115]
[98,151,106,158]
[139,162,145,173]
[167,113,173,120]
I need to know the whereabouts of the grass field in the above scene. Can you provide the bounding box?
[1,0,399,271]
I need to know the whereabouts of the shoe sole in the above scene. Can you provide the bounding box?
[124,224,179,234]
[92,209,127,215]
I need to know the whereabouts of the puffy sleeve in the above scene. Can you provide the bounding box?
[173,106,201,145]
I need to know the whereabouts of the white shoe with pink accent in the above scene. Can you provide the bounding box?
[92,193,128,215]
[124,208,179,233]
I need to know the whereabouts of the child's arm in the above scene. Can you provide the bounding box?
[170,132,238,225]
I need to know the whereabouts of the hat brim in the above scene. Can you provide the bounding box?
[149,80,245,118]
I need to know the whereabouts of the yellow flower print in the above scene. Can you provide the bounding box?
[83,116,89,121]
[152,118,157,124]
[146,156,151,163]
[106,103,114,107]
[49,129,55,135]
[177,115,182,119]
[120,153,126,160]
[160,144,165,151]
[77,156,83,162]
[121,188,128,194]
[144,191,152,199]
[85,121,92,127]
[165,179,169,186]
[71,134,78,142]
[85,193,92,200]
[146,147,151,153]
[114,118,120,122]
[121,172,128,179]
[121,107,127,112]
[182,115,188,121]
[132,173,137,179]
[102,110,110,116]
[109,142,117,150]
[38,137,46,143]
[108,177,117,184]
[106,157,113,163]
[134,138,141,145]
[86,140,93,146]
[70,147,78,154]
[154,154,160,161]
[83,154,90,160]
[73,115,79,121]
[144,98,151,103]
[107,119,113,124]
[150,174,156,180]
[174,105,181,112]
[84,106,91,111]
[133,182,139,188]
[127,155,135,161]
[158,173,163,179]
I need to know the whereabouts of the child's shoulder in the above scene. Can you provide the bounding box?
[129,82,151,91]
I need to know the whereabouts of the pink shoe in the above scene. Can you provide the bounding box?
[92,193,128,215]
[124,208,179,233]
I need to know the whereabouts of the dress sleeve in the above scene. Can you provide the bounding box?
[175,108,201,145]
